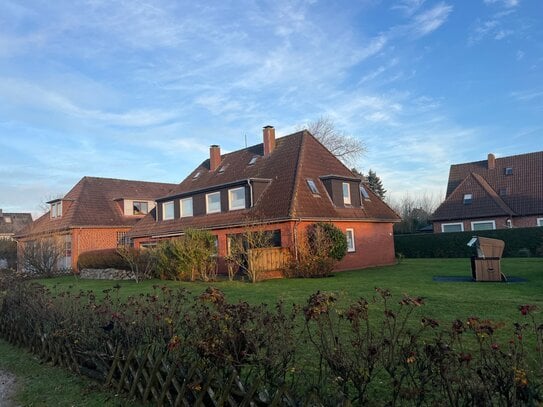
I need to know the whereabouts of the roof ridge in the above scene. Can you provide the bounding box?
[471,173,515,215]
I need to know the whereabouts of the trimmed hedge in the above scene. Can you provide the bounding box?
[77,248,130,271]
[394,227,543,258]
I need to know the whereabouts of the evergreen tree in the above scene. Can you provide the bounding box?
[367,169,386,199]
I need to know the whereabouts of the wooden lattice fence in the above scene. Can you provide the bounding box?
[0,314,296,406]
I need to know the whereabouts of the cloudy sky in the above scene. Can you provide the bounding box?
[0,0,541,216]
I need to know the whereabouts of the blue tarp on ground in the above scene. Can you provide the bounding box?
[432,276,527,283]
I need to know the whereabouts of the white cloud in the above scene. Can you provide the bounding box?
[410,3,453,37]
[483,0,519,8]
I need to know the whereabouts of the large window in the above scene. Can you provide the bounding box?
[206,192,221,214]
[345,228,355,252]
[133,201,148,215]
[163,201,174,220]
[342,182,351,205]
[180,197,193,217]
[441,223,464,233]
[471,220,496,231]
[228,187,246,210]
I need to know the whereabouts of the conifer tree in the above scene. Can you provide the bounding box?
[367,169,386,200]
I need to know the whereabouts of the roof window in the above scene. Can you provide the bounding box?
[463,193,473,204]
[504,167,513,175]
[360,185,370,200]
[499,188,507,196]
[306,179,319,195]
[248,156,258,165]
[193,171,201,179]
[218,164,229,173]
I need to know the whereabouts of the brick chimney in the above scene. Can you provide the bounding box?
[209,145,221,171]
[263,125,275,156]
[488,153,496,170]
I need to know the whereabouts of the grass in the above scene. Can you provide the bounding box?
[0,339,143,406]
[39,258,543,324]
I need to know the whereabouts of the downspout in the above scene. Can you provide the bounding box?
[247,179,254,208]
[293,218,301,261]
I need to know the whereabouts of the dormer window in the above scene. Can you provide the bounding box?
[504,167,513,175]
[4,216,11,223]
[50,201,62,219]
[180,197,193,217]
[133,201,149,215]
[463,194,473,204]
[306,179,319,195]
[163,201,174,220]
[206,192,221,214]
[248,156,258,165]
[228,187,246,210]
[360,185,370,200]
[342,182,351,205]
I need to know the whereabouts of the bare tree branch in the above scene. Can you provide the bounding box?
[303,116,367,166]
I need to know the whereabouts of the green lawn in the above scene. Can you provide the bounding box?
[39,258,543,324]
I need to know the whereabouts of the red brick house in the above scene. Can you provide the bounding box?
[15,177,175,270]
[0,209,32,240]
[431,151,543,233]
[129,126,400,272]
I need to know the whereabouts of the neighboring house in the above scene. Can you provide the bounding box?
[431,151,543,233]
[129,126,400,273]
[0,209,33,240]
[15,177,175,270]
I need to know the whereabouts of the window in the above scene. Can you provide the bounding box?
[343,182,351,205]
[360,185,370,200]
[193,171,201,179]
[4,217,11,223]
[50,202,62,219]
[133,201,148,215]
[206,192,221,214]
[163,201,174,220]
[504,167,513,175]
[228,187,245,210]
[471,220,496,231]
[248,156,258,165]
[499,188,507,196]
[180,197,193,217]
[218,164,228,173]
[117,231,130,246]
[306,179,319,195]
[346,228,355,252]
[463,194,473,205]
[537,218,543,227]
[441,223,464,233]
[506,219,512,228]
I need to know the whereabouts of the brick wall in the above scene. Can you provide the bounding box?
[72,228,131,270]
[433,215,543,233]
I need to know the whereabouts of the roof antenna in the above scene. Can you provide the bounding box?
[244,133,247,148]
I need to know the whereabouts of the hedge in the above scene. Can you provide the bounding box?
[394,227,543,258]
[77,248,131,270]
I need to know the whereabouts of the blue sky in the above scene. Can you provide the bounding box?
[0,0,541,216]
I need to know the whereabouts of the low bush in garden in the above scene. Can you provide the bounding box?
[0,239,17,270]
[0,279,541,405]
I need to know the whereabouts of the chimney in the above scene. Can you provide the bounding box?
[488,153,496,170]
[263,125,275,156]
[209,145,221,171]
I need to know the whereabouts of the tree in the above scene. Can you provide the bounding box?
[116,246,157,283]
[389,191,441,234]
[304,116,366,166]
[19,236,65,276]
[366,169,386,200]
[0,239,17,270]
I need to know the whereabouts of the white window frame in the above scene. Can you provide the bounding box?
[470,220,496,231]
[180,197,193,217]
[307,179,319,195]
[50,202,62,219]
[342,182,351,205]
[537,218,543,227]
[228,187,246,211]
[441,222,464,233]
[206,192,221,214]
[463,194,472,204]
[162,201,174,220]
[346,228,355,252]
[133,201,149,215]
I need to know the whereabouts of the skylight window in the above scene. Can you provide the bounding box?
[306,179,319,195]
[193,171,201,179]
[463,193,473,204]
[248,156,258,165]
[218,164,228,173]
[499,188,507,196]
[504,167,513,175]
[360,186,370,200]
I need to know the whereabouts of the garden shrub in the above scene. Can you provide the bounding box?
[395,227,543,258]
[0,239,17,269]
[0,282,541,405]
[77,248,130,270]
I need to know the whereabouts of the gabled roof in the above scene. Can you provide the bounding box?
[0,211,33,236]
[16,177,176,238]
[130,130,399,238]
[432,151,543,221]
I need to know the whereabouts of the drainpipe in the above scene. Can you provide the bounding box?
[247,179,254,208]
[293,218,301,261]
